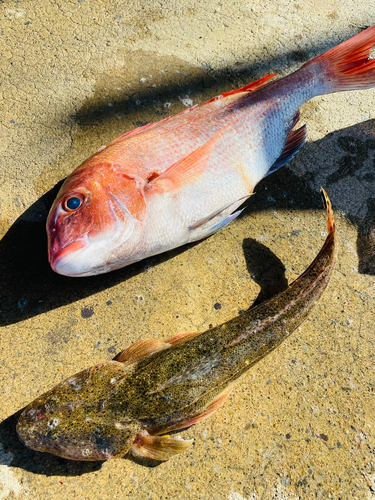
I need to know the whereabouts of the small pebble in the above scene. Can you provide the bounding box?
[281,476,290,486]
[81,306,94,319]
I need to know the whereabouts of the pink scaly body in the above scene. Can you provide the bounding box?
[47,26,375,276]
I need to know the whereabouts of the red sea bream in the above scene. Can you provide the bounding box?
[47,26,375,276]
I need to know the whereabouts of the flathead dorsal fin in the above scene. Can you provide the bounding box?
[113,339,170,366]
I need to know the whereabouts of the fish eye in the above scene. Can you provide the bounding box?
[62,195,84,212]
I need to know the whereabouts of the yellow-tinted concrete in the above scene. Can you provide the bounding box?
[1,1,375,498]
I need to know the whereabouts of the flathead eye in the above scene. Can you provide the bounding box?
[63,195,84,212]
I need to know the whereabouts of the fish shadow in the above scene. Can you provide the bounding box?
[356,196,375,274]
[74,27,370,132]
[242,238,288,307]
[0,184,204,326]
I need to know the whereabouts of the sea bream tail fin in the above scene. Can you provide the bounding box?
[305,25,375,94]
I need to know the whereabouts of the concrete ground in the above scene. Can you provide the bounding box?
[1,1,375,499]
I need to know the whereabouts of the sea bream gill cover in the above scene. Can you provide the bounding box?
[18,190,337,461]
[47,25,375,277]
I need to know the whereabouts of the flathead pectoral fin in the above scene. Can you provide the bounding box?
[160,385,233,434]
[114,339,171,366]
[131,430,193,461]
[165,331,202,345]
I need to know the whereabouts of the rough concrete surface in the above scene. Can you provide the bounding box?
[1,1,375,499]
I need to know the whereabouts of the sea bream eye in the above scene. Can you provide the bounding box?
[63,195,84,212]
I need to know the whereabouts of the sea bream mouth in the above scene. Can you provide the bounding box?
[49,235,89,276]
[48,227,137,277]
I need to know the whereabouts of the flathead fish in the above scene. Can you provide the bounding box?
[18,189,337,461]
[47,26,373,276]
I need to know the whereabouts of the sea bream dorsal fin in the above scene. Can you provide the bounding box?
[107,117,171,146]
[205,73,277,104]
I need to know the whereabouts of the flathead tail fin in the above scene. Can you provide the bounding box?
[304,25,375,93]
[321,188,335,236]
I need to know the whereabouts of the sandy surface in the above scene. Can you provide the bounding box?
[1,1,375,499]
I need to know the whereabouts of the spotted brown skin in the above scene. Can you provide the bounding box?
[18,190,337,461]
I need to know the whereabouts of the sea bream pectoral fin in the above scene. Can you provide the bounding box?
[146,131,225,193]
[188,195,251,240]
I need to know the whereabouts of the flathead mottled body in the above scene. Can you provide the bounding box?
[18,190,337,461]
[47,26,374,276]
